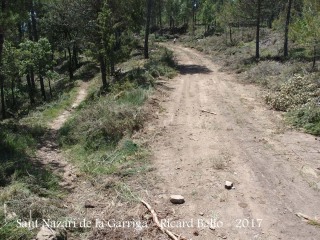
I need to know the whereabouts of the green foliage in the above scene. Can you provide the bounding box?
[96,3,115,57]
[287,102,320,136]
[21,81,79,127]
[118,46,177,87]
[0,214,33,240]
[59,92,145,150]
[0,120,62,239]
[290,0,320,63]
[144,48,177,80]
[2,41,20,81]
[19,38,53,77]
[0,122,60,193]
[58,86,148,175]
[0,121,61,238]
[200,0,216,27]
[217,0,236,29]
[115,87,149,106]
[0,123,37,165]
[58,46,177,175]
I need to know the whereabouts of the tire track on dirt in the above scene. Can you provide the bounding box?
[148,45,320,240]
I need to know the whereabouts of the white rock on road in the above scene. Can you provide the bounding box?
[170,195,185,204]
[225,181,233,190]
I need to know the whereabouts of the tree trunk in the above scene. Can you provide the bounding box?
[0,75,5,119]
[159,0,162,35]
[11,77,15,107]
[27,21,33,41]
[312,45,316,69]
[229,26,233,43]
[30,69,36,90]
[110,58,115,76]
[39,75,46,101]
[72,45,79,68]
[284,0,293,58]
[26,74,35,105]
[99,54,108,90]
[48,77,53,98]
[144,0,153,59]
[0,27,5,119]
[31,7,39,42]
[67,47,74,80]
[18,22,23,42]
[192,9,195,36]
[0,1,6,118]
[255,0,261,60]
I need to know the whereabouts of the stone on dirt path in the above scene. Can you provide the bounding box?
[170,195,185,204]
[225,181,233,190]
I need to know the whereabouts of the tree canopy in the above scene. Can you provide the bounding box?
[0,0,319,119]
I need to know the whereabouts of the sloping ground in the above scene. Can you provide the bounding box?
[31,81,104,240]
[144,45,320,240]
[36,81,89,191]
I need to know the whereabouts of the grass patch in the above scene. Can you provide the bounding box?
[59,88,149,175]
[124,46,176,80]
[308,219,320,228]
[21,82,80,128]
[59,93,146,149]
[0,121,63,240]
[287,102,320,136]
[211,156,227,170]
[0,215,33,240]
[63,139,149,176]
[0,75,79,238]
[59,46,176,177]
[114,182,140,202]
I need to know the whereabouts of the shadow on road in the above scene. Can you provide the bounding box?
[178,64,212,75]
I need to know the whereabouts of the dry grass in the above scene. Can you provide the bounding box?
[211,156,227,170]
[308,219,320,228]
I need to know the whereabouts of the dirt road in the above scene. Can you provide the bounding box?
[37,81,89,192]
[148,45,320,240]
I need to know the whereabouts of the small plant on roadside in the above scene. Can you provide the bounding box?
[266,74,320,111]
[287,102,320,136]
[211,156,227,170]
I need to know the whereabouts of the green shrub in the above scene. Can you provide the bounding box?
[0,123,62,240]
[144,47,176,79]
[287,102,320,136]
[0,216,33,240]
[59,46,176,176]
[266,74,320,111]
[117,88,148,106]
[59,93,145,151]
[246,61,284,84]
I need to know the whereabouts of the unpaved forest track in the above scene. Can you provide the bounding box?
[34,81,110,240]
[35,81,89,191]
[147,45,320,240]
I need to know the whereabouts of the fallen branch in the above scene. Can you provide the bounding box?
[200,109,217,115]
[141,199,187,240]
[296,212,312,221]
[113,91,124,100]
[296,212,320,225]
